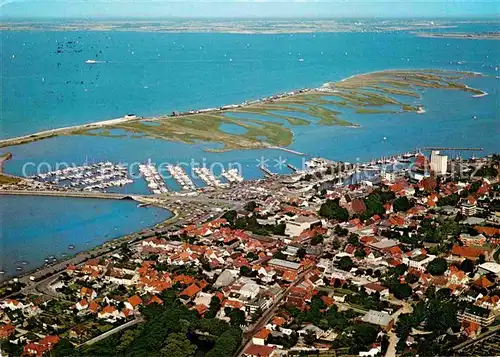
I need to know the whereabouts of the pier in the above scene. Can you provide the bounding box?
[32,161,133,191]
[167,165,196,190]
[286,164,298,172]
[266,146,309,156]
[260,165,275,177]
[0,189,141,201]
[221,169,244,184]
[422,147,483,152]
[194,167,224,187]
[139,160,169,194]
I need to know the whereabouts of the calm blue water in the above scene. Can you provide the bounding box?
[1,22,499,278]
[0,196,171,280]
[2,24,499,138]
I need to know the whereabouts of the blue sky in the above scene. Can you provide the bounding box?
[1,0,498,19]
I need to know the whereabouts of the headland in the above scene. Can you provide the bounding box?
[0,69,488,152]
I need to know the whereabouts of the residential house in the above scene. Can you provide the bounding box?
[252,328,271,346]
[125,295,143,310]
[361,310,394,331]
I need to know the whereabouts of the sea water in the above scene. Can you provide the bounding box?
[1,21,499,277]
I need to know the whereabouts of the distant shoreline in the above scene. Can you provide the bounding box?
[413,31,500,40]
[0,69,486,150]
[0,19,462,34]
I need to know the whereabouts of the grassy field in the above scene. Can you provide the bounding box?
[68,69,486,151]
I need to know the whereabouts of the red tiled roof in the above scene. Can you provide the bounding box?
[282,270,297,282]
[244,344,276,357]
[364,283,388,292]
[254,328,271,340]
[80,287,95,297]
[89,301,99,313]
[474,275,494,289]
[474,226,500,237]
[451,245,486,259]
[223,299,244,309]
[180,284,201,298]
[102,305,116,314]
[194,304,208,316]
[127,295,143,308]
[320,295,335,306]
[39,335,60,346]
[0,324,16,337]
[271,316,286,326]
[351,199,367,213]
[148,295,164,305]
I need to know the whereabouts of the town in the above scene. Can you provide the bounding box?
[0,151,499,357]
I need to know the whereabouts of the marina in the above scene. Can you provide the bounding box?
[221,168,244,184]
[167,165,196,191]
[194,167,224,188]
[139,160,169,194]
[31,161,133,192]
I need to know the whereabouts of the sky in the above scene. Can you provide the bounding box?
[0,0,498,19]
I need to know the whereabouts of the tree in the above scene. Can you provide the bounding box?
[303,330,317,345]
[206,327,242,357]
[272,223,286,235]
[393,197,411,212]
[334,225,348,237]
[51,338,75,356]
[427,257,447,276]
[319,199,349,222]
[348,323,378,354]
[364,193,385,216]
[355,249,366,258]
[244,201,257,212]
[222,210,237,224]
[297,248,306,260]
[205,296,221,319]
[405,273,419,284]
[348,233,360,246]
[460,259,474,273]
[226,308,245,327]
[394,263,408,277]
[476,254,486,265]
[311,234,324,245]
[392,283,412,300]
[338,256,354,271]
[117,330,137,352]
[240,266,252,277]
[332,238,341,250]
[160,333,196,357]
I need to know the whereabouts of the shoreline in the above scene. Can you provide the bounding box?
[0,203,178,285]
[0,69,485,150]
[413,32,500,40]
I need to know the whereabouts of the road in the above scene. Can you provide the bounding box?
[0,189,241,206]
[0,189,141,200]
[0,116,143,148]
[383,298,413,357]
[3,193,241,297]
[79,317,144,346]
[236,270,310,357]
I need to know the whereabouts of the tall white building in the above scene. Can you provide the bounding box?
[430,150,448,175]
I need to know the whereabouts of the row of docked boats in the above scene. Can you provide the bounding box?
[194,167,223,187]
[32,161,133,191]
[167,165,196,191]
[139,160,169,194]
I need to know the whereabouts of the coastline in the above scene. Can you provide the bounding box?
[413,32,500,40]
[0,69,486,151]
[0,203,178,285]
